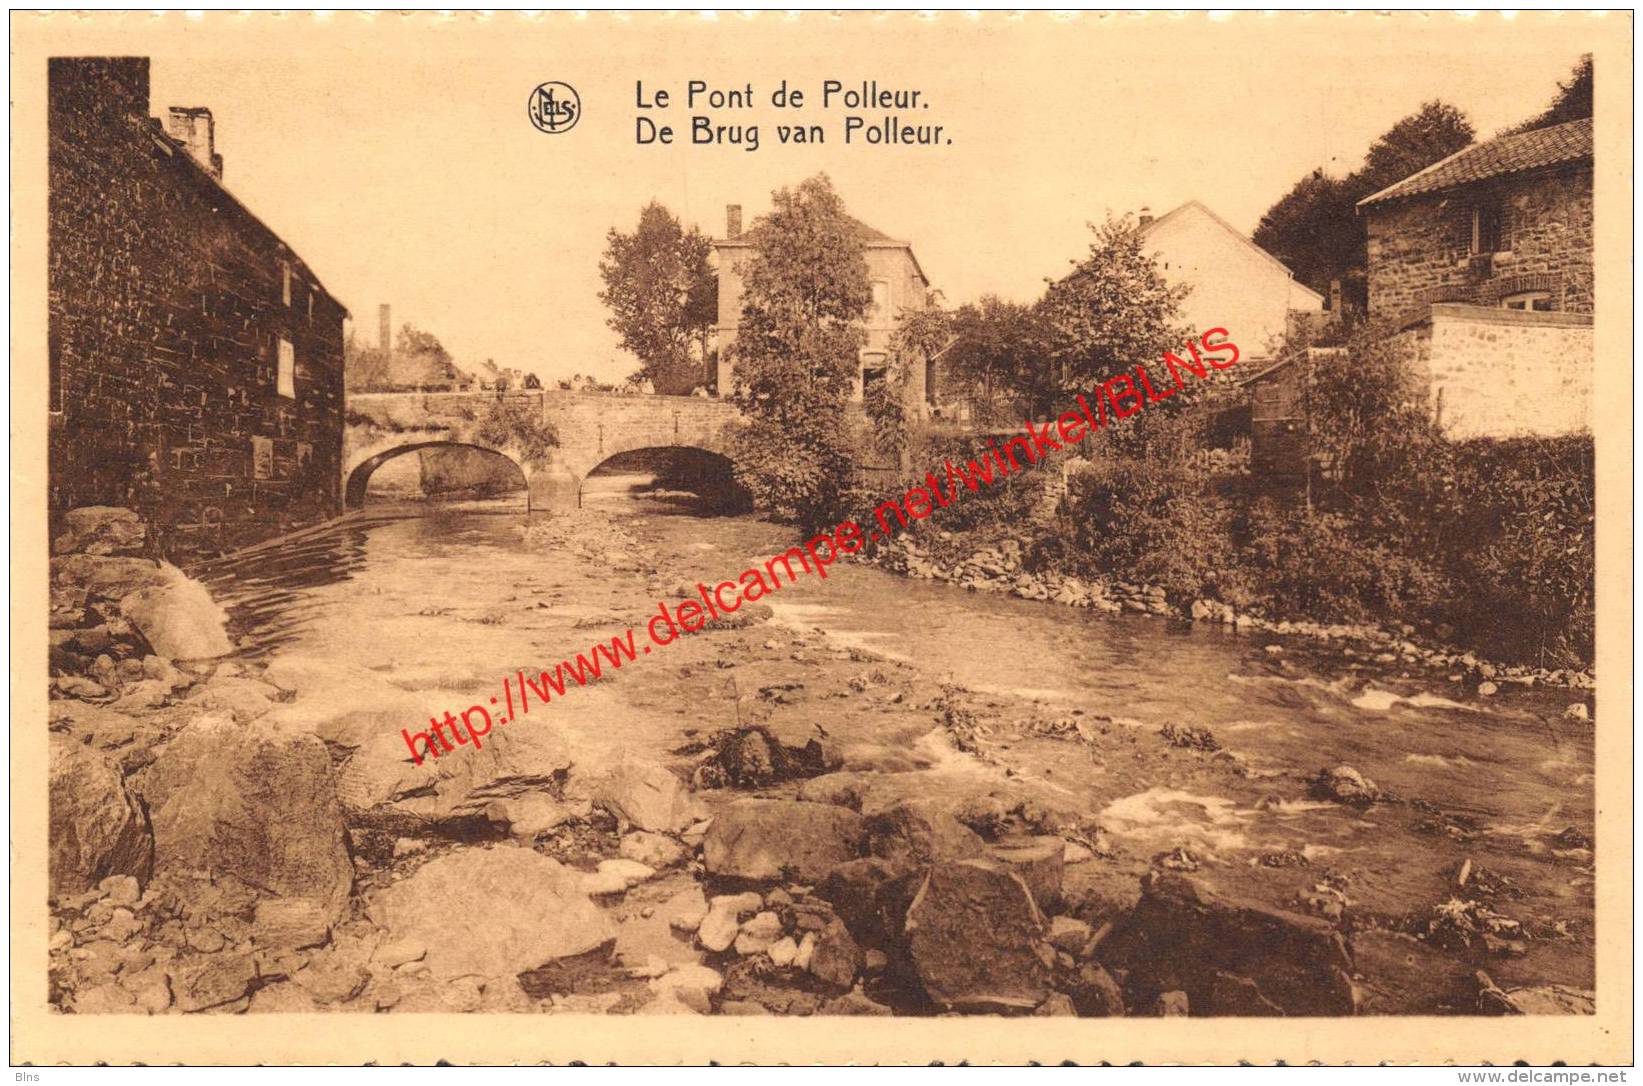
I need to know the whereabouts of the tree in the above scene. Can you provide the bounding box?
[1254,101,1475,304]
[1036,215,1189,417]
[1303,322,1442,499]
[1252,171,1365,299]
[1504,54,1593,134]
[727,174,872,526]
[1355,101,1476,195]
[938,295,1055,424]
[393,324,466,389]
[598,201,717,395]
[864,302,949,462]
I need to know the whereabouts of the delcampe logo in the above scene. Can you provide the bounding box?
[527,82,580,134]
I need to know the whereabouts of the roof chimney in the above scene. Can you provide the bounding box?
[165,107,222,180]
[379,304,392,355]
[1138,205,1154,228]
[726,204,743,239]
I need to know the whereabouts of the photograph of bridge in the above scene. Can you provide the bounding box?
[18,9,1630,1071]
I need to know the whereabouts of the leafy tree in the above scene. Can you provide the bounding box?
[727,174,872,526]
[939,295,1056,424]
[1254,101,1475,303]
[1251,171,1364,299]
[1504,54,1593,134]
[598,201,717,395]
[1355,101,1476,194]
[864,303,949,462]
[1036,215,1189,417]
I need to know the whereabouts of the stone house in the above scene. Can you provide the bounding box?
[1358,118,1593,439]
[1137,200,1326,362]
[711,204,935,412]
[49,57,349,558]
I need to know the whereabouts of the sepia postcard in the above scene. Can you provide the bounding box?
[9,9,1634,1068]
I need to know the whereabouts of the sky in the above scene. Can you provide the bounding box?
[116,11,1616,384]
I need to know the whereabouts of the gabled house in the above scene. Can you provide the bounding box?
[1358,118,1593,438]
[1137,200,1326,361]
[711,204,934,411]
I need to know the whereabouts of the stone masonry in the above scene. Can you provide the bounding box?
[1395,304,1593,440]
[49,58,348,560]
[1364,165,1593,322]
[343,390,741,512]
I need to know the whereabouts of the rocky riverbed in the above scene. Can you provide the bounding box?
[46,501,1597,1017]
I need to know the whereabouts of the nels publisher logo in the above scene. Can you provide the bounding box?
[528,82,580,134]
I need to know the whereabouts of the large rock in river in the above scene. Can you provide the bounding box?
[49,734,153,898]
[335,714,575,827]
[1099,872,1356,1016]
[51,554,169,603]
[702,799,866,883]
[864,799,986,867]
[593,755,695,833]
[903,858,1052,1011]
[135,713,352,923]
[118,563,233,660]
[374,846,614,980]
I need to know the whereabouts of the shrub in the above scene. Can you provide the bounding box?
[474,399,559,467]
[1432,435,1594,665]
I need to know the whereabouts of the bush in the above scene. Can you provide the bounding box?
[1432,436,1594,665]
[1235,499,1447,622]
[474,399,558,468]
[730,421,856,532]
[1060,460,1237,602]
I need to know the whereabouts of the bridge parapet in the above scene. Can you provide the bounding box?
[342,389,744,512]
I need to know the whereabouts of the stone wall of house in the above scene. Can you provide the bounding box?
[1365,165,1593,321]
[48,58,346,560]
[1394,305,1592,440]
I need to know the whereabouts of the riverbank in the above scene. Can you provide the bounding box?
[47,501,1596,1017]
[866,529,1597,700]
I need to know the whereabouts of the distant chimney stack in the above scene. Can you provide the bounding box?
[165,107,222,180]
[1138,205,1154,228]
[726,204,743,239]
[1329,278,1343,314]
[379,304,392,355]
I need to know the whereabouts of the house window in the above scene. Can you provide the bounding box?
[277,337,296,398]
[871,280,891,322]
[1472,202,1503,255]
[281,261,292,307]
[860,351,888,401]
[1502,291,1554,312]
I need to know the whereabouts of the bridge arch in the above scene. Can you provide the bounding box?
[343,441,529,510]
[578,445,747,513]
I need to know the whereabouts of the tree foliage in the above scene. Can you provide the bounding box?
[938,296,1053,424]
[864,303,947,462]
[727,174,871,526]
[1304,324,1443,497]
[598,201,717,395]
[474,398,559,468]
[1037,215,1190,416]
[1505,54,1593,135]
[1356,102,1477,194]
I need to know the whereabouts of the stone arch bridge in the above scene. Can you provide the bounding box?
[343,390,742,511]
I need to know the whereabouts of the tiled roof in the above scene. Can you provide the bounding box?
[714,212,928,285]
[1358,118,1593,207]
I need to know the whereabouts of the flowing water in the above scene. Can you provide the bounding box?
[194,482,1598,996]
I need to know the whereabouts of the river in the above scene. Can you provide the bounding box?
[194,482,1597,1008]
